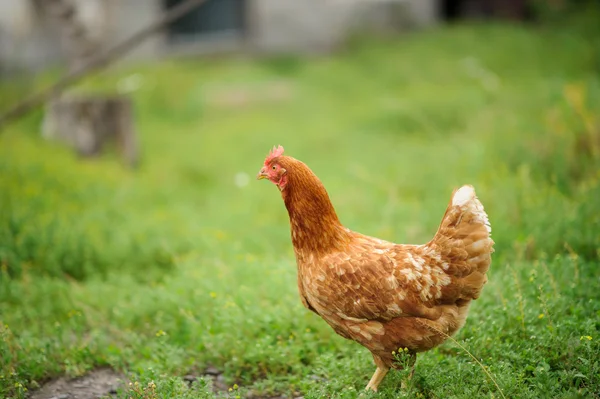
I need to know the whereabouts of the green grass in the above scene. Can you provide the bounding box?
[1,21,600,398]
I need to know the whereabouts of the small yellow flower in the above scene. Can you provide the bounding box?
[538,313,545,319]
[215,230,226,240]
[233,383,239,390]
[228,388,233,392]
[580,335,593,341]
[210,292,217,298]
[155,330,166,337]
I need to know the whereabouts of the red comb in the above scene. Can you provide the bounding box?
[264,145,284,165]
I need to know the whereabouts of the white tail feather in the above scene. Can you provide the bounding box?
[452,185,475,207]
[452,185,491,233]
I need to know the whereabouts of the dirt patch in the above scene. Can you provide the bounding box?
[183,368,303,399]
[28,368,124,399]
[28,367,302,399]
[183,366,229,393]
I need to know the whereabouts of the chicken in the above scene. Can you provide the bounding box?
[257,145,494,392]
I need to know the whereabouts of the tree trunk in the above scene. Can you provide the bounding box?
[35,0,106,72]
[41,94,139,167]
[33,0,138,168]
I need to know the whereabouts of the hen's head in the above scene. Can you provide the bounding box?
[257,145,289,191]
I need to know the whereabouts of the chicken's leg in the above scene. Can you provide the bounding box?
[365,366,390,392]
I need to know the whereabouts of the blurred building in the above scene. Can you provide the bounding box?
[0,0,439,73]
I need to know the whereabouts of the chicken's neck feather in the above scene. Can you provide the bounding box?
[279,157,351,254]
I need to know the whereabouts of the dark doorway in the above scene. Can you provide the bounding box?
[441,0,531,21]
[164,0,245,42]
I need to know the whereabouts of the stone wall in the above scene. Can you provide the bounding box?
[249,0,439,54]
[0,0,61,72]
[0,0,440,72]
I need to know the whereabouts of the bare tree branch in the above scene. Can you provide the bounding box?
[0,0,208,131]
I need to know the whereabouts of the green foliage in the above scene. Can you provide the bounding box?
[1,22,599,398]
[530,0,600,73]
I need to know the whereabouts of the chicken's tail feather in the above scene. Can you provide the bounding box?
[426,185,494,302]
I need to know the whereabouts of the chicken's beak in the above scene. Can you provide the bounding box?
[257,167,268,180]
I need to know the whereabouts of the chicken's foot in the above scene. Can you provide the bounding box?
[365,366,390,392]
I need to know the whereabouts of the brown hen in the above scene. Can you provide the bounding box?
[257,146,494,391]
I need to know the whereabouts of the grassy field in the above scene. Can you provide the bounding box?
[1,21,600,399]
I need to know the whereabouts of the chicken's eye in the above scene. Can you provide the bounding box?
[272,165,277,170]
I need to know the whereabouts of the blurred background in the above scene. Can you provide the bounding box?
[1,1,599,398]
